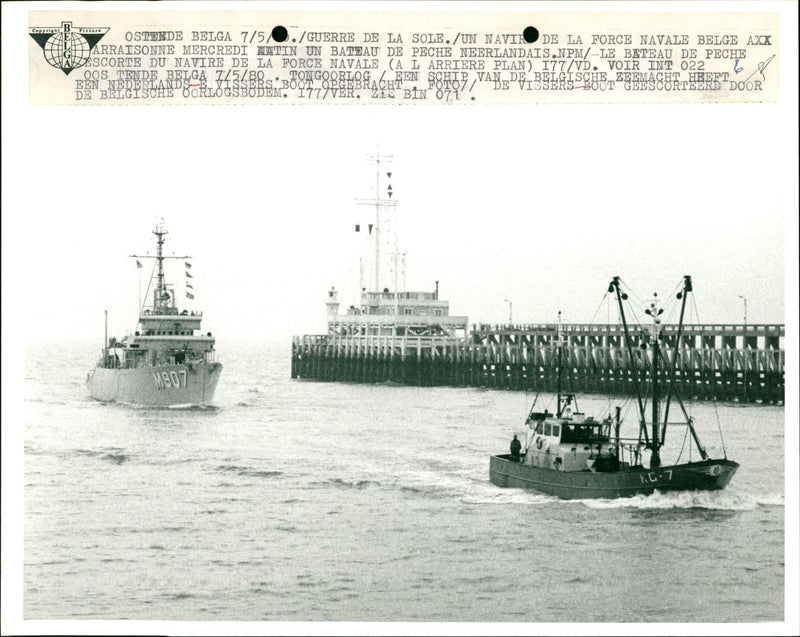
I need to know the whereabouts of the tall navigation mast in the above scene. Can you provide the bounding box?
[154,220,168,310]
[357,150,397,294]
[130,219,191,315]
[645,292,664,469]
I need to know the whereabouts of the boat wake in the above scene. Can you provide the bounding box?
[99,401,220,412]
[578,488,783,511]
[164,403,220,411]
[462,489,555,506]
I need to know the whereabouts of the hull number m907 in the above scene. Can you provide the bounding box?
[153,370,187,389]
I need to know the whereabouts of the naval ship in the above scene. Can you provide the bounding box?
[87,221,222,406]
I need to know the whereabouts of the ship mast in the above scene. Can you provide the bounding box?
[613,275,708,469]
[645,293,664,468]
[660,276,709,460]
[661,275,692,444]
[609,277,649,447]
[154,220,168,311]
[357,151,396,294]
[130,219,191,315]
[556,311,564,416]
[372,151,382,292]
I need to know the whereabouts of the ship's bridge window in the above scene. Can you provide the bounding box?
[544,423,552,436]
[535,423,543,434]
[552,424,560,437]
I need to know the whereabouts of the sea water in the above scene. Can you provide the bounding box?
[21,341,785,623]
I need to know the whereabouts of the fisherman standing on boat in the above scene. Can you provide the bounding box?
[510,435,522,462]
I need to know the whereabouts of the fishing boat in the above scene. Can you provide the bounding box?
[489,275,738,499]
[86,220,222,407]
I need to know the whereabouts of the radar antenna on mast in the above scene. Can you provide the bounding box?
[129,219,192,315]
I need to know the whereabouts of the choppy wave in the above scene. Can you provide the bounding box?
[324,478,381,490]
[215,464,283,479]
[100,452,129,465]
[73,448,131,465]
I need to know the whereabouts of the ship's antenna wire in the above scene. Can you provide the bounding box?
[585,288,611,413]
[689,285,729,457]
[618,278,647,329]
[619,277,647,311]
[587,291,609,325]
[713,397,727,459]
[674,419,690,464]
[689,289,703,421]
[141,261,156,314]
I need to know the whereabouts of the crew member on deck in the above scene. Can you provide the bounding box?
[510,435,522,462]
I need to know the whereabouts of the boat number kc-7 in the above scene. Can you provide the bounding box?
[153,370,188,390]
[639,469,673,484]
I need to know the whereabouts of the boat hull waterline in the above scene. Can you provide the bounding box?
[489,455,739,500]
[87,361,223,407]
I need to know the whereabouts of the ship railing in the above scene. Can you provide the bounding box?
[331,314,469,327]
[141,309,203,317]
[99,351,122,369]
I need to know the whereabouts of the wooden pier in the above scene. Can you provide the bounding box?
[291,323,785,404]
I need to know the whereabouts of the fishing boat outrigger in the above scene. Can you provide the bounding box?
[489,275,738,499]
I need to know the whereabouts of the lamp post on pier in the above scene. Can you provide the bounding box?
[738,294,749,401]
[738,294,747,327]
[504,299,512,325]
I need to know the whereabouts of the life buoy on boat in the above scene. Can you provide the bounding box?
[536,437,543,450]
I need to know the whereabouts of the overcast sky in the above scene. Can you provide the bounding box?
[3,5,797,348]
[5,101,792,345]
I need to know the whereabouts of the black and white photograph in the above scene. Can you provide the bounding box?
[2,1,798,635]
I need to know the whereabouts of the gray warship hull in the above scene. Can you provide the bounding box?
[87,361,223,407]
